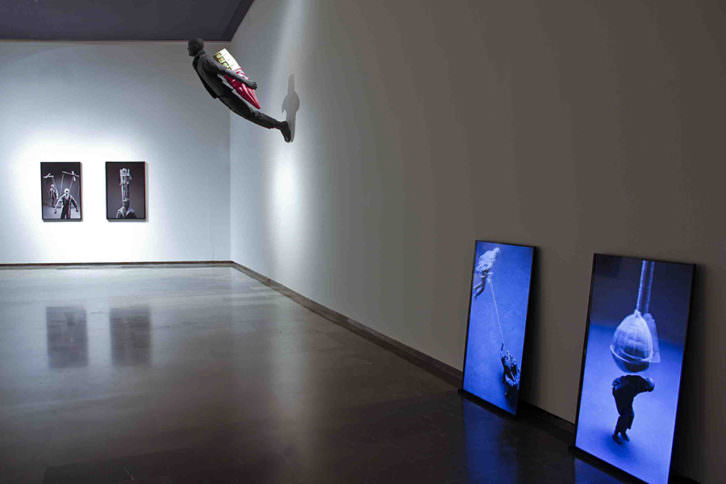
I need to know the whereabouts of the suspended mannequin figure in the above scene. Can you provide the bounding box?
[115,168,137,219]
[188,39,291,142]
[54,188,79,219]
[43,173,58,207]
[49,183,58,207]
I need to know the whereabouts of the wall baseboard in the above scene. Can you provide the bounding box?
[0,260,234,270]
[228,261,464,387]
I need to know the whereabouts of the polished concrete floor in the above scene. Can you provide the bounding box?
[0,266,620,483]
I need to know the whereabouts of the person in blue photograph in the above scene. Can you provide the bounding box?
[500,344,520,398]
[473,247,500,298]
[612,374,654,441]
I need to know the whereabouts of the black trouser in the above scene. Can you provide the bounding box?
[61,207,71,219]
[615,412,634,433]
[219,93,280,129]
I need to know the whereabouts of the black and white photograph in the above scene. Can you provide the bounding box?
[40,162,82,221]
[106,161,146,220]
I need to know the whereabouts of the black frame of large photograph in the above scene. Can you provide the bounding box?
[460,239,536,417]
[105,161,147,221]
[40,162,82,222]
[572,253,695,484]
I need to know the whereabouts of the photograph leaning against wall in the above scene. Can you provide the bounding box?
[461,240,535,415]
[574,254,695,484]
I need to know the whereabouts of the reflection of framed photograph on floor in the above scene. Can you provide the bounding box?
[106,162,146,220]
[461,240,535,415]
[574,254,695,484]
[40,162,82,221]
[46,306,88,368]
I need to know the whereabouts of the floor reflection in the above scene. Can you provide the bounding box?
[463,396,583,482]
[464,398,521,482]
[46,306,88,368]
[573,453,622,483]
[110,306,151,366]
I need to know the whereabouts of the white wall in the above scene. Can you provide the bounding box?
[0,41,230,263]
[228,1,726,481]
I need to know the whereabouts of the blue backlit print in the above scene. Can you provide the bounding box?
[575,254,694,484]
[462,241,534,415]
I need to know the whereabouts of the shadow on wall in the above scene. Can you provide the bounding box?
[282,74,300,142]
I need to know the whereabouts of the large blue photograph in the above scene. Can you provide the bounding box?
[462,241,534,415]
[575,254,694,484]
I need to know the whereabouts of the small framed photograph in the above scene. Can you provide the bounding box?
[106,161,146,220]
[40,162,82,221]
[574,254,695,484]
[461,240,535,415]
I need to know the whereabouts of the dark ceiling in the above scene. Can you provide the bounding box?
[0,0,254,41]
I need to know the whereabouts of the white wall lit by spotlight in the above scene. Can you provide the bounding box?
[0,41,230,263]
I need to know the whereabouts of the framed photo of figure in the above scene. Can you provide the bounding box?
[573,254,695,484]
[105,162,146,220]
[40,162,82,221]
[461,240,535,415]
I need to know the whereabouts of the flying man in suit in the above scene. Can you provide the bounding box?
[188,38,291,142]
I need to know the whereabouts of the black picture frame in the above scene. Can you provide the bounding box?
[460,240,536,416]
[105,161,147,221]
[40,162,82,222]
[572,253,695,484]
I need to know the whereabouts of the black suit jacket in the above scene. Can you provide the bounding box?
[193,51,236,99]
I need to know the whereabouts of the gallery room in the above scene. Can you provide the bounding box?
[0,0,723,482]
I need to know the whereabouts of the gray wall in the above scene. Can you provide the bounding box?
[228,0,726,481]
[0,41,230,263]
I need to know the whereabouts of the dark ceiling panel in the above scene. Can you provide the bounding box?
[0,0,254,41]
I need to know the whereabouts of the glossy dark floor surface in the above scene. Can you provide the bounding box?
[0,266,618,483]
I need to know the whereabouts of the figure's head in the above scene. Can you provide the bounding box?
[188,38,204,57]
[50,184,55,189]
[64,188,70,196]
